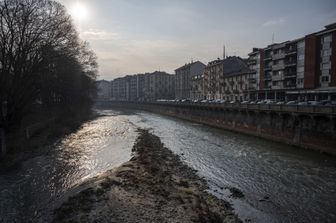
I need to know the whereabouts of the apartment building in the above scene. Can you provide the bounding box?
[111,71,174,102]
[125,74,145,101]
[203,56,250,101]
[191,74,204,100]
[247,23,336,101]
[247,48,264,94]
[111,77,126,100]
[203,59,224,100]
[175,61,206,99]
[143,71,175,101]
[222,57,250,101]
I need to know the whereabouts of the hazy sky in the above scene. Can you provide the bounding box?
[59,0,336,80]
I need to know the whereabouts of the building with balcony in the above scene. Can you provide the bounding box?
[222,57,250,101]
[143,71,175,101]
[175,61,206,100]
[191,74,204,100]
[247,23,336,102]
[111,77,127,100]
[111,72,174,102]
[125,74,145,101]
[203,56,250,101]
[247,48,264,96]
[203,58,224,100]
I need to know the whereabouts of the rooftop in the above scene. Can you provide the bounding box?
[175,61,205,71]
[223,56,250,77]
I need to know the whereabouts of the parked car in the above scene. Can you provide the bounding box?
[297,101,309,106]
[257,100,265,104]
[286,101,297,105]
[308,101,323,106]
[264,100,275,104]
[320,100,333,105]
[276,101,285,105]
[241,101,250,104]
[200,100,208,103]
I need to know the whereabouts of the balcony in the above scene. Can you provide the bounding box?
[272,64,285,71]
[264,75,272,80]
[273,53,285,60]
[284,85,297,89]
[248,60,257,65]
[285,49,297,56]
[285,61,297,67]
[264,66,272,71]
[272,75,284,81]
[284,72,296,78]
[248,78,256,83]
[272,85,283,90]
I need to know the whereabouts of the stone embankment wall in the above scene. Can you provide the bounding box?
[97,101,336,155]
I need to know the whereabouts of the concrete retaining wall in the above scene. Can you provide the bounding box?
[97,101,336,155]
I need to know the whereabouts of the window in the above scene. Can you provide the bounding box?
[322,63,331,69]
[321,76,329,82]
[297,78,303,85]
[322,56,330,63]
[321,49,331,56]
[297,48,305,55]
[297,60,304,67]
[297,41,305,48]
[298,55,304,60]
[321,70,329,76]
[322,35,332,43]
[297,67,304,73]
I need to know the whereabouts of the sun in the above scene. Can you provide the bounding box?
[71,2,88,20]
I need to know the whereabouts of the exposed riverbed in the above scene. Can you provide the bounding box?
[0,109,336,222]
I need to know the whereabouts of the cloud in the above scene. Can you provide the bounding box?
[262,18,286,27]
[83,29,120,40]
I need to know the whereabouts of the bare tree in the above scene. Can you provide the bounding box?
[0,0,97,127]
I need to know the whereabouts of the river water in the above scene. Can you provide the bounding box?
[0,109,335,222]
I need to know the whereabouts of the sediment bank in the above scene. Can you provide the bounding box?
[0,108,94,171]
[53,129,241,223]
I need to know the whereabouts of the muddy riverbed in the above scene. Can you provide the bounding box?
[53,129,241,223]
[1,109,336,222]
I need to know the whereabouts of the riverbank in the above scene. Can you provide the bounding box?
[0,107,94,171]
[53,129,241,223]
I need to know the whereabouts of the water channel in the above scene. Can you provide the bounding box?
[0,109,335,222]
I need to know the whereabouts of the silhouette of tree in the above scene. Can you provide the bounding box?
[0,0,97,127]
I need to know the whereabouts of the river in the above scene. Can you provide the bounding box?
[0,109,335,222]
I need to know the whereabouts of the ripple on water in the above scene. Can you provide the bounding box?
[125,110,336,223]
[0,110,138,222]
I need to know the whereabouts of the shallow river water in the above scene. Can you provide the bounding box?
[0,109,336,222]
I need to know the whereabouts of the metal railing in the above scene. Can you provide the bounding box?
[148,101,336,115]
[100,100,336,116]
